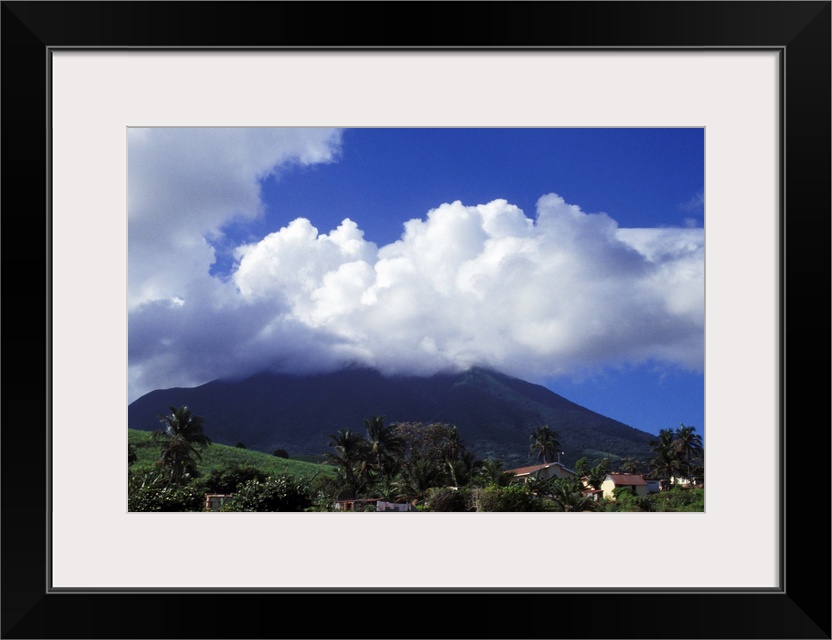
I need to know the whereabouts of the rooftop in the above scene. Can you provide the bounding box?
[607,473,647,486]
[506,462,576,476]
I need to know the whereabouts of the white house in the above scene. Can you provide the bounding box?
[599,473,649,500]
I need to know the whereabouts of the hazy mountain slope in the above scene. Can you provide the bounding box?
[128,367,655,468]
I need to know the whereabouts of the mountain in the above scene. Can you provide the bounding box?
[127,367,656,468]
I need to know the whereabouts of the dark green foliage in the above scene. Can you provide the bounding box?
[586,458,610,490]
[651,487,705,512]
[520,476,598,512]
[203,465,269,494]
[127,430,335,512]
[603,489,650,512]
[128,475,206,512]
[424,487,472,512]
[674,423,704,482]
[446,450,481,487]
[601,486,704,512]
[307,474,343,511]
[324,420,479,502]
[617,456,643,474]
[394,457,449,502]
[235,442,246,449]
[155,436,203,482]
[272,448,289,458]
[392,422,461,464]
[128,403,703,512]
[614,485,637,499]
[224,475,313,512]
[476,458,512,487]
[385,422,472,500]
[649,428,681,484]
[324,429,370,497]
[525,474,556,498]
[473,484,543,512]
[364,415,405,489]
[529,425,562,463]
[648,424,704,486]
[548,478,599,512]
[153,406,212,485]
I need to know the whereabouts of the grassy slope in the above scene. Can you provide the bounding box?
[128,429,336,479]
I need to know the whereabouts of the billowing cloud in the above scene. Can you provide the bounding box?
[128,127,343,308]
[128,131,703,402]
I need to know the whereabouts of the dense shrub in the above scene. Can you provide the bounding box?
[473,484,543,512]
[424,487,472,512]
[203,465,269,494]
[223,475,313,512]
[603,490,652,512]
[128,478,206,512]
[601,486,705,512]
[651,487,704,512]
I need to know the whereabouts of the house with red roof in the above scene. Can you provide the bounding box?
[599,472,649,500]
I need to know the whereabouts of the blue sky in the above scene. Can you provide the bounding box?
[128,127,704,437]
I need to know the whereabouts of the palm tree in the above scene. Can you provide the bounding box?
[549,478,598,512]
[618,456,641,474]
[674,423,704,484]
[446,425,464,462]
[156,405,211,445]
[364,416,404,482]
[394,458,448,503]
[476,458,511,487]
[529,425,562,464]
[649,428,680,489]
[153,406,211,484]
[156,437,202,484]
[586,458,610,491]
[446,449,480,487]
[325,429,369,497]
[526,474,555,498]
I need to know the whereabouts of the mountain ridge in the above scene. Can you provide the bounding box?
[127,366,656,468]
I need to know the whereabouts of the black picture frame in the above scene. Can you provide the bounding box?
[2,2,829,638]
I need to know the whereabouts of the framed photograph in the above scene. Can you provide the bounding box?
[3,2,829,638]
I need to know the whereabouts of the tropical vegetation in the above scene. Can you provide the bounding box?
[648,423,704,488]
[128,406,704,512]
[529,425,562,464]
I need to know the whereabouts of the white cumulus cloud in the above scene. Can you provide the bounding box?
[128,131,703,403]
[128,127,343,309]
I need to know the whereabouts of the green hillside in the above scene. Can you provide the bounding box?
[128,429,335,479]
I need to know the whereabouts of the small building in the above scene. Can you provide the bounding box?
[204,494,234,511]
[505,462,577,482]
[600,473,649,500]
[334,498,414,512]
[581,487,604,502]
[375,500,414,512]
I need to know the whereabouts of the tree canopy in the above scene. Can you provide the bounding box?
[529,425,562,464]
[152,406,211,484]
